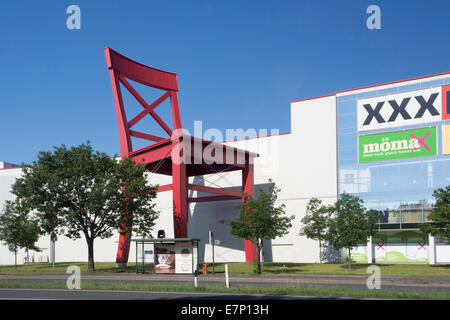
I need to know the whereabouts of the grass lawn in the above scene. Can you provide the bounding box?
[214,262,450,278]
[0,261,449,278]
[0,262,449,299]
[0,262,136,275]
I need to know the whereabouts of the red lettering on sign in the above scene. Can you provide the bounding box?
[441,85,450,120]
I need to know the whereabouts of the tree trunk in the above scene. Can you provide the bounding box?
[260,239,265,269]
[87,238,95,272]
[319,239,322,264]
[257,240,261,275]
[348,247,351,270]
[14,247,17,270]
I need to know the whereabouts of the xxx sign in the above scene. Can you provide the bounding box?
[357,85,450,132]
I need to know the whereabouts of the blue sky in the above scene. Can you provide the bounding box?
[1,0,449,164]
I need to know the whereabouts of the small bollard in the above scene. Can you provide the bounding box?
[225,264,229,288]
[194,268,199,288]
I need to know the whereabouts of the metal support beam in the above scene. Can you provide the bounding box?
[188,184,242,198]
[187,195,241,203]
[242,163,258,262]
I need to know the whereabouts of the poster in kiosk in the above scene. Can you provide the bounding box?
[153,239,199,274]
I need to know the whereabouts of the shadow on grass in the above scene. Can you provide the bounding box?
[263,263,398,274]
[97,265,141,273]
[338,263,370,271]
[261,263,307,274]
[430,264,450,269]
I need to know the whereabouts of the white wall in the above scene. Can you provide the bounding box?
[0,168,173,265]
[0,167,128,265]
[4,73,450,266]
[0,94,339,265]
[210,94,339,263]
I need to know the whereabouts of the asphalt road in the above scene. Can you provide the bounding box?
[1,287,437,319]
[0,288,360,300]
[0,273,449,294]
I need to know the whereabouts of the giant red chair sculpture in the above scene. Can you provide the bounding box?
[105,48,258,266]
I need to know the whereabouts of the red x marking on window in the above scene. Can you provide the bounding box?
[418,238,427,250]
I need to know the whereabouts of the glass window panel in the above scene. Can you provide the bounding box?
[338,100,356,115]
[338,114,356,129]
[365,202,380,211]
[422,161,446,189]
[399,162,422,176]
[378,164,400,176]
[397,83,421,93]
[445,159,450,172]
[399,191,425,223]
[400,190,429,204]
[428,170,446,189]
[379,174,400,192]
[338,180,358,194]
[337,94,356,102]
[377,87,398,95]
[338,159,358,166]
[371,175,380,192]
[444,78,450,84]
[358,177,373,193]
[338,163,358,181]
[378,192,401,224]
[338,133,357,147]
[421,189,436,222]
[379,191,401,205]
[402,208,422,223]
[434,155,449,161]
[357,90,379,99]
[420,190,435,207]
[338,147,357,161]
[337,182,344,195]
[420,79,444,88]
[400,173,426,190]
[385,209,401,223]
[358,192,379,209]
[338,126,356,135]
[378,211,389,224]
[344,173,356,184]
[423,190,436,221]
[423,160,446,173]
[359,164,377,179]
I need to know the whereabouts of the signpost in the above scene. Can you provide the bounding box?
[50,232,57,269]
[225,264,230,288]
[209,231,215,275]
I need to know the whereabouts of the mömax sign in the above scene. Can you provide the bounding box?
[358,127,437,163]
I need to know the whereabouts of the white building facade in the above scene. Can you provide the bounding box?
[1,71,450,265]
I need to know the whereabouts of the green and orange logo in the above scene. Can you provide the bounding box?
[358,127,437,163]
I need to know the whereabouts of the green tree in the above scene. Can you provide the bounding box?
[10,142,159,272]
[0,201,40,269]
[299,198,331,263]
[228,180,294,274]
[325,193,379,270]
[420,185,450,242]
